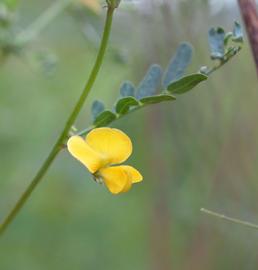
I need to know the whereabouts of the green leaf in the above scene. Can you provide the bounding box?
[91,100,105,120]
[140,94,176,105]
[232,21,243,42]
[224,32,233,46]
[120,81,135,97]
[163,42,193,88]
[93,110,116,127]
[167,74,207,95]
[208,27,225,59]
[135,64,162,99]
[225,46,241,59]
[115,97,139,115]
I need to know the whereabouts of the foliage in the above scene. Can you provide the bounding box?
[201,21,243,75]
[86,23,242,132]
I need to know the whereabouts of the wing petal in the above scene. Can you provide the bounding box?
[67,136,104,174]
[99,166,132,194]
[120,165,143,183]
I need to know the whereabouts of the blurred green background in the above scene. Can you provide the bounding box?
[1,0,258,269]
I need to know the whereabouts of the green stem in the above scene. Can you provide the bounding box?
[205,46,242,76]
[77,105,144,137]
[15,0,74,46]
[0,6,115,236]
[200,208,258,230]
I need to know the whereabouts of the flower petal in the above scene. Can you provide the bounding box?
[120,165,143,183]
[86,127,132,165]
[67,136,104,174]
[99,166,132,194]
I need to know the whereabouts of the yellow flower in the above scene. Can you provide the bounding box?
[67,127,143,194]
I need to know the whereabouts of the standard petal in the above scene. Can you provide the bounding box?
[67,136,104,174]
[99,166,132,194]
[120,165,143,183]
[86,127,132,165]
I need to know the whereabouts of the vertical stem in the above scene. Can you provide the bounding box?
[238,0,258,76]
[0,6,115,236]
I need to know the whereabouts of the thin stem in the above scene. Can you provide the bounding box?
[205,47,242,76]
[0,146,61,235]
[77,125,96,136]
[15,0,74,46]
[200,208,258,230]
[77,106,143,137]
[0,6,115,236]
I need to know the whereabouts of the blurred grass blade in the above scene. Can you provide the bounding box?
[120,81,135,97]
[93,110,116,127]
[167,74,207,95]
[115,97,139,115]
[135,64,162,99]
[163,42,193,88]
[201,208,258,230]
[208,27,225,59]
[140,94,176,105]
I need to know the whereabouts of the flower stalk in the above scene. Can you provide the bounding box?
[0,5,116,236]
